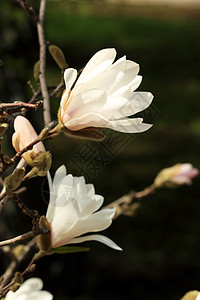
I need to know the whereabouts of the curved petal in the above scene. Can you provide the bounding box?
[27,291,53,300]
[21,278,43,291]
[78,194,104,219]
[76,48,116,84]
[52,165,67,193]
[64,208,116,240]
[63,68,77,95]
[12,132,20,152]
[13,116,45,153]
[106,118,152,133]
[128,91,154,115]
[130,75,142,92]
[67,234,122,251]
[65,112,112,131]
[50,197,79,248]
[67,89,107,120]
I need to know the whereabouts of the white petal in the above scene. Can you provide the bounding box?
[65,112,112,131]
[50,197,79,248]
[76,48,116,84]
[105,118,152,133]
[67,89,107,120]
[52,165,67,193]
[67,234,122,251]
[63,68,77,94]
[99,96,130,120]
[46,166,69,223]
[108,60,139,95]
[21,278,43,291]
[25,291,53,300]
[78,195,104,219]
[130,75,143,91]
[128,91,154,115]
[60,69,77,114]
[65,208,116,239]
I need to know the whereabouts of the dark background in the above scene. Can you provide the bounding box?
[1,1,200,299]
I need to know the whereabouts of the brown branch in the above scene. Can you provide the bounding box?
[0,187,26,214]
[36,0,51,126]
[0,238,37,295]
[50,80,64,98]
[105,184,156,219]
[0,101,42,110]
[0,231,35,248]
[15,0,38,22]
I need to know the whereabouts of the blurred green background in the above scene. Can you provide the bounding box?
[1,1,200,299]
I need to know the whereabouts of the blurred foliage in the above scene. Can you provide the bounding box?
[0,1,200,300]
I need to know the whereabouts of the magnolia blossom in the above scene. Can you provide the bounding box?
[58,48,153,133]
[12,116,45,165]
[154,163,199,188]
[5,278,53,300]
[46,165,122,250]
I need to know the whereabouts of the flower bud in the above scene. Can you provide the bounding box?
[37,216,52,253]
[49,45,68,70]
[181,291,200,300]
[0,123,8,136]
[5,168,25,196]
[12,116,46,167]
[25,151,52,179]
[154,163,199,188]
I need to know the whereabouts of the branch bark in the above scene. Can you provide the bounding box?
[0,231,35,248]
[36,0,51,126]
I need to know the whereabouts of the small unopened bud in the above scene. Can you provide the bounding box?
[154,163,199,188]
[5,168,25,196]
[49,45,68,70]
[33,60,40,81]
[0,123,8,136]
[37,216,52,253]
[10,282,21,292]
[14,272,23,284]
[29,264,36,272]
[25,151,52,179]
[181,291,200,300]
[0,110,8,122]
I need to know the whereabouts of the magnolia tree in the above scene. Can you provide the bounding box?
[0,1,199,299]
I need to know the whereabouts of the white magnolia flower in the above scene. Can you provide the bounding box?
[5,278,53,300]
[46,165,122,250]
[58,48,153,133]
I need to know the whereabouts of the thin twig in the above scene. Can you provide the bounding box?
[15,0,38,22]
[36,0,51,126]
[0,187,26,214]
[104,184,156,219]
[0,238,37,295]
[0,231,35,248]
[50,80,64,98]
[0,101,42,110]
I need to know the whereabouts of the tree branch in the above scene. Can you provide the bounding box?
[104,184,156,219]
[0,231,35,248]
[36,0,51,126]
[0,238,37,294]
